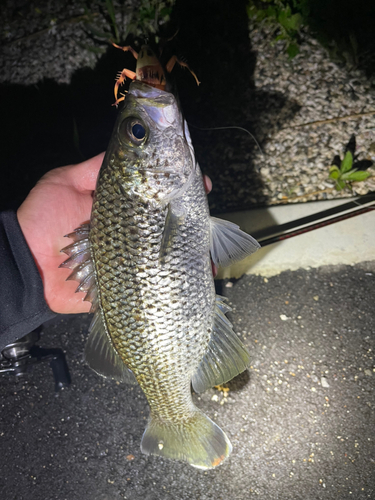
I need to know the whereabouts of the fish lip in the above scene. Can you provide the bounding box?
[129,80,175,104]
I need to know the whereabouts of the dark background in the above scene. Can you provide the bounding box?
[0,0,299,213]
[1,0,374,212]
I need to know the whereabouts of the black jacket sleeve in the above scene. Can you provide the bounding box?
[0,211,56,351]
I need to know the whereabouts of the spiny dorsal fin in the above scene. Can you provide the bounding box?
[192,296,250,394]
[60,223,96,303]
[209,217,260,268]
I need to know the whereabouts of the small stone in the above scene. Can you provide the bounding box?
[280,314,288,321]
[313,295,319,301]
[321,377,330,388]
[225,281,233,288]
[364,369,372,377]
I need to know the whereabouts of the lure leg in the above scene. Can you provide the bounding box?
[166,55,200,86]
[112,43,139,105]
[113,68,136,105]
[112,43,138,60]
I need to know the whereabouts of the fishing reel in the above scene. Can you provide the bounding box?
[0,329,71,391]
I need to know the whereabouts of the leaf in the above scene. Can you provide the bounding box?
[335,179,346,191]
[84,23,113,40]
[288,13,303,31]
[341,168,357,180]
[76,42,107,54]
[287,42,300,58]
[340,151,353,173]
[105,0,119,42]
[160,7,172,18]
[275,33,287,42]
[266,6,278,19]
[277,10,288,28]
[345,171,371,182]
[329,165,340,179]
[280,11,302,32]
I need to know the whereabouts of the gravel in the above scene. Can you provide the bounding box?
[1,262,374,499]
[247,26,375,204]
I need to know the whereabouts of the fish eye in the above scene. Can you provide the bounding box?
[132,123,146,140]
[119,117,147,146]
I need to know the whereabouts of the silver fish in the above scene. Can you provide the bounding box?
[60,80,260,469]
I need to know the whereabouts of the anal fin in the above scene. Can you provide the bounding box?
[85,311,137,384]
[192,296,250,394]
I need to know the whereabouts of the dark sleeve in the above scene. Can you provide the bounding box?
[0,211,56,351]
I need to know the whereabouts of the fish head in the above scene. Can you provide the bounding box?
[112,81,195,205]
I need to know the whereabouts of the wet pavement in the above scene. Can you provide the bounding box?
[1,261,374,500]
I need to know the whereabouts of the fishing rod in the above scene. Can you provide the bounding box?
[252,192,375,247]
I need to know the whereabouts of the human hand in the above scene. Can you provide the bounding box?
[17,154,214,314]
[17,153,104,314]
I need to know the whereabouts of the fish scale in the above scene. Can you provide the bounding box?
[61,80,260,468]
[90,166,213,418]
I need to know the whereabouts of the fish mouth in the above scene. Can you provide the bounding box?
[129,80,175,105]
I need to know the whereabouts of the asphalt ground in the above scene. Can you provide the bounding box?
[1,261,374,500]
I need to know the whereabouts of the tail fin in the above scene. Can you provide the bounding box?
[141,409,232,469]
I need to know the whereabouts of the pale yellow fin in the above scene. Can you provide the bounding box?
[141,409,232,469]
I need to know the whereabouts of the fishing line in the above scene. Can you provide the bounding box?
[188,124,264,157]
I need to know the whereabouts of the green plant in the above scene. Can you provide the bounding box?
[329,150,372,191]
[128,0,175,38]
[248,0,375,68]
[82,0,175,52]
[247,0,306,58]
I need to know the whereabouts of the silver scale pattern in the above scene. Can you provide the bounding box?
[89,162,215,423]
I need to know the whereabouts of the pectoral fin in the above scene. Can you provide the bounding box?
[159,203,185,264]
[209,217,260,268]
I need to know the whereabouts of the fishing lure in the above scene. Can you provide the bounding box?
[112,43,200,105]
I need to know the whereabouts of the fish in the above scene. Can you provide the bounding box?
[60,62,260,470]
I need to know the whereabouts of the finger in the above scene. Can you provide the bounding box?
[203,175,212,194]
[66,152,105,193]
[211,261,218,277]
